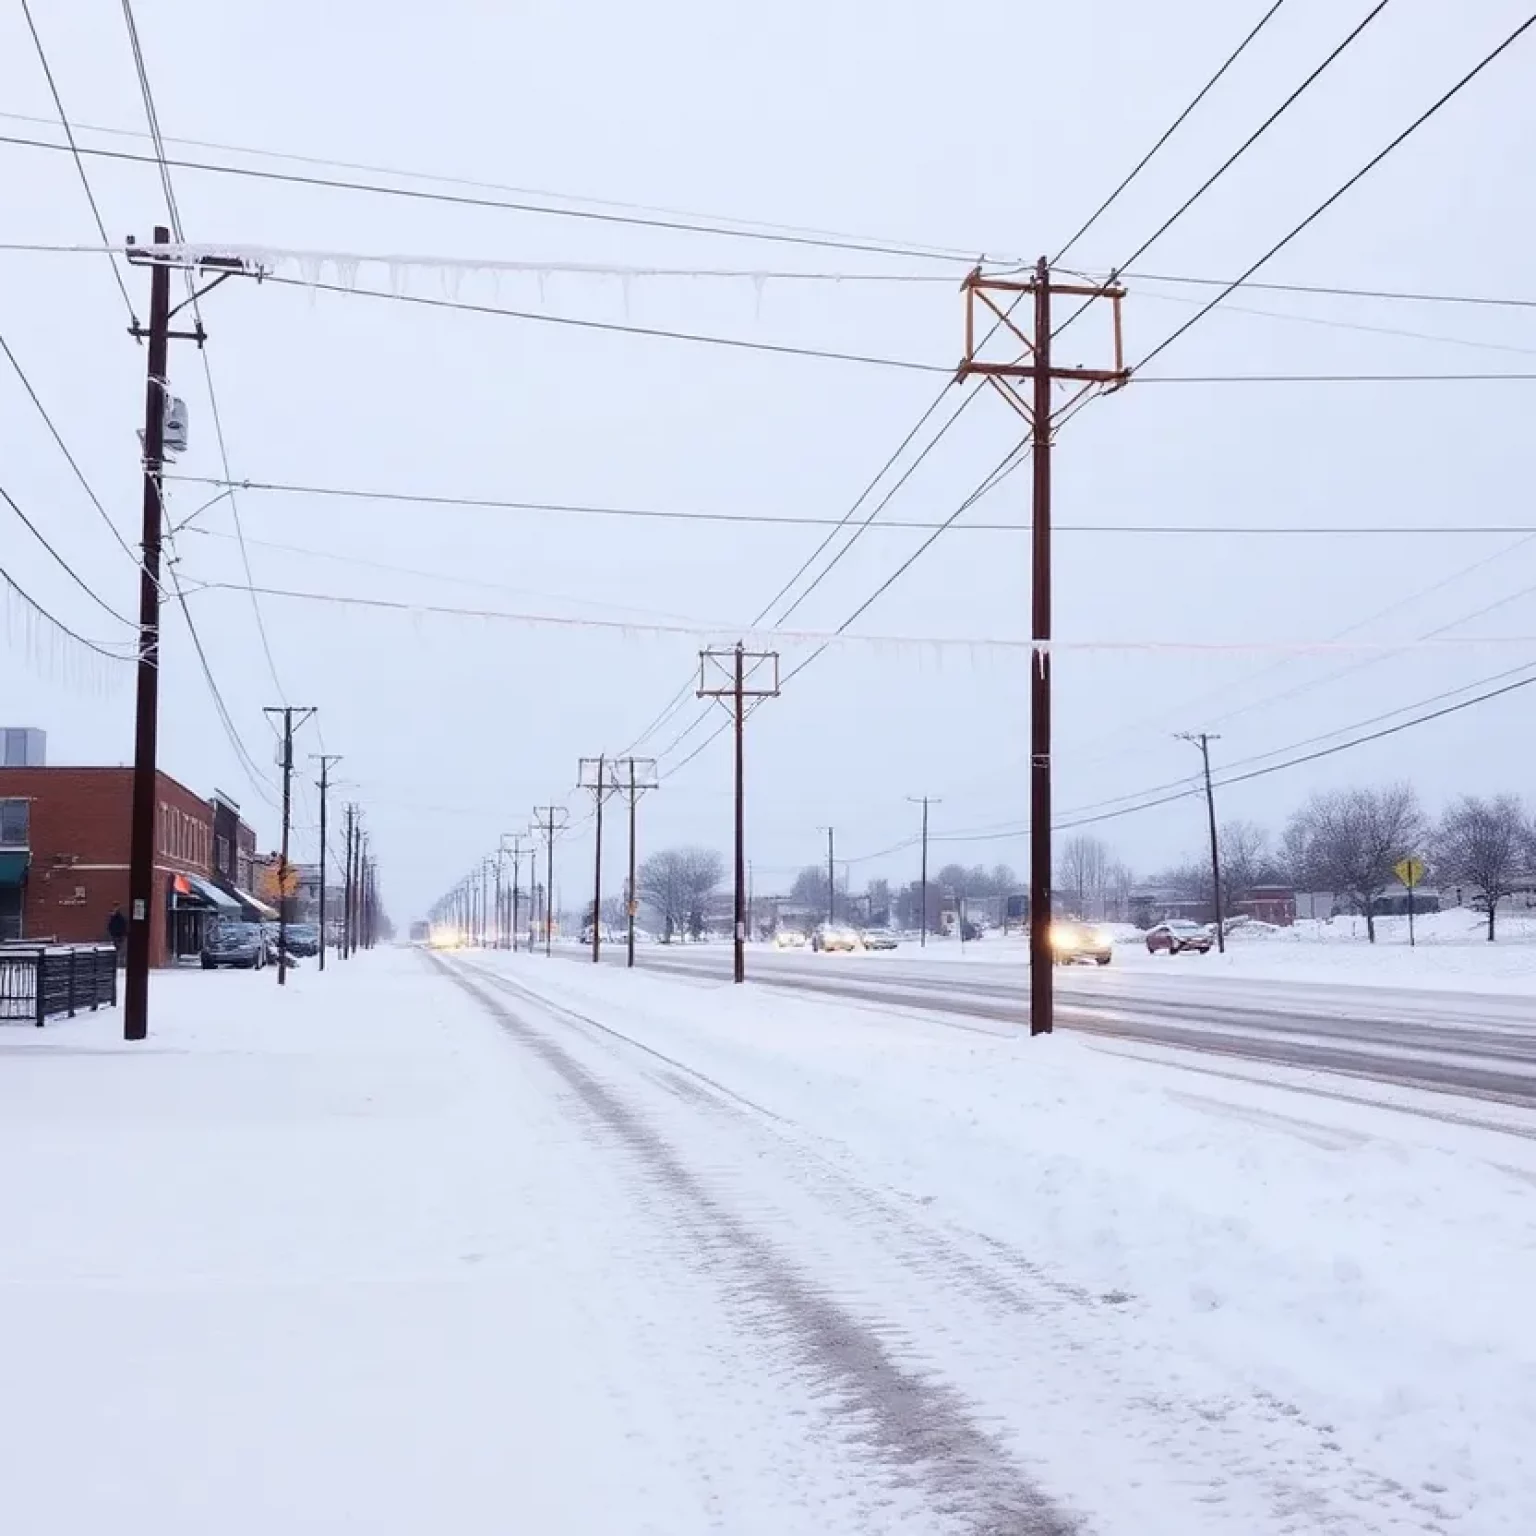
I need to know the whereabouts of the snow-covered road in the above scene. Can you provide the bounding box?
[609,943,1536,1107]
[4,949,1532,1533]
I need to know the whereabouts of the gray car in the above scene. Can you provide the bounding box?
[201,920,267,970]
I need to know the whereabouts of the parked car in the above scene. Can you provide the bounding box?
[811,924,862,953]
[201,921,267,970]
[1145,920,1215,955]
[286,923,321,957]
[1050,920,1114,965]
[773,929,807,950]
[860,931,899,951]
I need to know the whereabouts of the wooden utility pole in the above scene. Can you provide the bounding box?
[907,796,940,946]
[312,753,342,972]
[613,758,657,968]
[698,644,780,984]
[578,757,618,963]
[502,832,532,952]
[341,805,354,960]
[959,261,1128,1034]
[1178,732,1225,953]
[121,234,249,1040]
[123,226,172,1042]
[263,706,315,985]
[818,827,836,926]
[533,806,569,956]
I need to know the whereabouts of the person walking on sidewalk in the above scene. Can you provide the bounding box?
[107,905,127,966]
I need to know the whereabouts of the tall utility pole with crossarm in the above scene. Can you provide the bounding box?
[958,261,1129,1035]
[698,644,780,984]
[1177,731,1225,954]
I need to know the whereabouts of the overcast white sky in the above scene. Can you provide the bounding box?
[4,0,1535,918]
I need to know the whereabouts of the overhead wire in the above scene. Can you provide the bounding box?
[1052,0,1292,262]
[260,273,949,373]
[0,481,134,626]
[157,475,1536,535]
[119,0,289,705]
[0,131,1003,266]
[1133,10,1536,373]
[0,330,141,566]
[0,108,995,264]
[0,562,135,661]
[17,0,137,326]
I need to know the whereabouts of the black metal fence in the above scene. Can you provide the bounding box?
[0,944,118,1026]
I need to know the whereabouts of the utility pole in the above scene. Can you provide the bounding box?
[480,857,491,949]
[698,644,780,984]
[959,261,1128,1035]
[578,757,618,963]
[533,806,569,957]
[906,796,940,947]
[818,827,836,926]
[341,805,355,960]
[612,757,658,968]
[121,233,254,1039]
[1178,731,1226,954]
[123,227,173,1042]
[503,833,531,952]
[263,707,315,986]
[312,754,342,973]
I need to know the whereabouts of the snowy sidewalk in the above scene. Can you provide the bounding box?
[0,955,984,1534]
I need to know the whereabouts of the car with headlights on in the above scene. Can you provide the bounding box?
[1049,920,1114,966]
[811,924,863,953]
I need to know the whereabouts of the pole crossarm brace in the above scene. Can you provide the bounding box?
[697,647,781,704]
[957,267,1131,427]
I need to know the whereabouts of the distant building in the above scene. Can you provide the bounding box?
[1233,886,1296,927]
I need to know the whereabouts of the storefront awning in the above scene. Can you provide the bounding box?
[172,873,241,914]
[0,851,28,886]
[230,886,279,922]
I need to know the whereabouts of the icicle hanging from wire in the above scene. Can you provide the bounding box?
[0,568,133,694]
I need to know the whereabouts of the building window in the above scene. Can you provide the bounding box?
[216,834,228,876]
[0,799,28,847]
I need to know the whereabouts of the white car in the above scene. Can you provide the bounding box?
[773,930,807,950]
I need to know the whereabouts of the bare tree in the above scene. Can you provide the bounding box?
[1220,820,1273,908]
[1105,861,1136,922]
[1056,835,1110,917]
[790,863,831,915]
[1284,786,1424,942]
[1433,795,1533,941]
[637,846,725,943]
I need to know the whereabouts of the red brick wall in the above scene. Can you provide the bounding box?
[0,767,215,963]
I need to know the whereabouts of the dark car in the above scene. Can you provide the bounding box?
[1145,920,1215,955]
[286,923,321,957]
[201,921,267,970]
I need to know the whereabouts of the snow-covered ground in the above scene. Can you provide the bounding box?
[3,950,1533,1533]
[888,908,1536,996]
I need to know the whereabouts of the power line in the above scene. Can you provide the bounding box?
[1053,0,1292,262]
[0,130,1001,266]
[1139,371,1536,384]
[1109,0,1397,279]
[17,0,137,326]
[260,273,949,373]
[1123,268,1536,312]
[0,110,992,264]
[0,482,133,626]
[159,475,1536,535]
[0,330,140,566]
[1135,11,1536,372]
[118,4,288,705]
[0,562,134,661]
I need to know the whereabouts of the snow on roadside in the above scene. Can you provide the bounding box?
[486,952,1536,1534]
[879,908,1536,996]
[0,960,950,1535]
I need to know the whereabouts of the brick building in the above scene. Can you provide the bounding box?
[0,766,238,962]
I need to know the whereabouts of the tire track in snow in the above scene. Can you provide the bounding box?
[437,957,1081,1536]
[456,957,1460,1536]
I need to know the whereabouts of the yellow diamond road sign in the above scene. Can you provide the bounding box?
[1395,856,1425,889]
